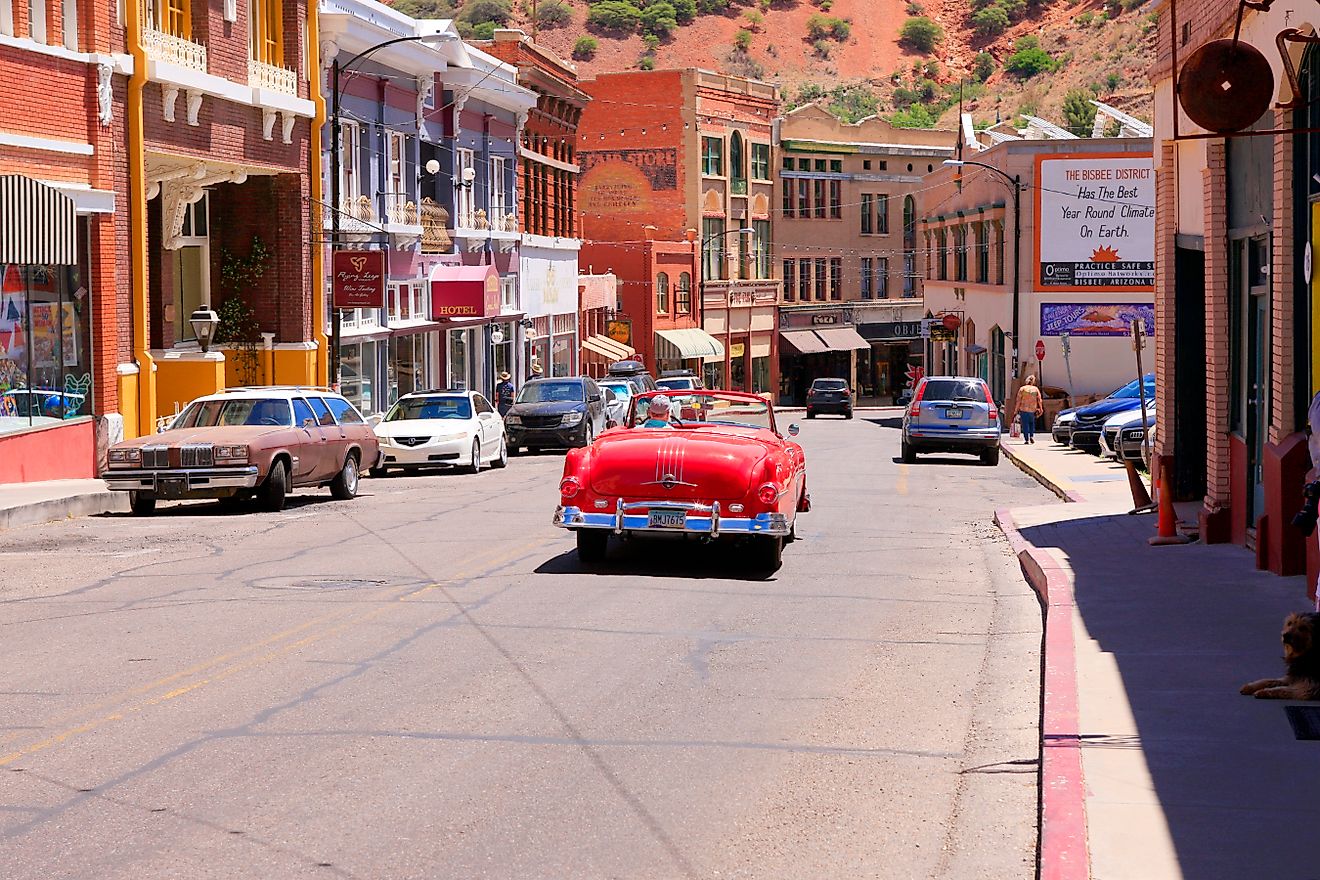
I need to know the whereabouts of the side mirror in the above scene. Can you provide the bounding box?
[302,418,316,429]
[788,423,800,437]
[604,389,617,403]
[367,413,383,427]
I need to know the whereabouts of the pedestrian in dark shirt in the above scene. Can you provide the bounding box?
[495,371,516,416]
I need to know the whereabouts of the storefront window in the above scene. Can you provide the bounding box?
[731,350,747,391]
[389,333,427,403]
[448,328,470,391]
[703,360,725,390]
[552,334,572,377]
[339,339,378,414]
[493,322,513,383]
[0,227,95,436]
[752,356,770,395]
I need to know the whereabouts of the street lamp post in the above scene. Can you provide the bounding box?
[943,159,1023,380]
[329,32,453,388]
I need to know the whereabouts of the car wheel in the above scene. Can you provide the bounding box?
[467,438,483,474]
[845,408,853,420]
[330,454,360,500]
[806,410,815,419]
[492,435,508,469]
[129,491,156,516]
[981,446,1001,467]
[901,438,916,464]
[259,460,288,512]
[576,529,608,563]
[752,535,783,571]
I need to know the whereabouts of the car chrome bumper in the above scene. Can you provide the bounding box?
[553,502,792,537]
[102,466,261,492]
[379,437,470,466]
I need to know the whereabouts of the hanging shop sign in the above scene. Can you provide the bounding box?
[332,250,385,310]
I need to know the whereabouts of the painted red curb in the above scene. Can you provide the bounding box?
[995,508,1090,880]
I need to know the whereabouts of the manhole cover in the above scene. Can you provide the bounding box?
[1285,706,1320,741]
[251,577,390,592]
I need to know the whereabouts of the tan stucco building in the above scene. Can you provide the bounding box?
[774,106,957,404]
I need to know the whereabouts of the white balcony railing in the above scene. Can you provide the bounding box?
[382,192,419,226]
[140,25,207,73]
[248,58,297,96]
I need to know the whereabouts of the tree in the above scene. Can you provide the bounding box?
[535,0,572,28]
[640,0,679,36]
[389,0,454,18]
[671,0,697,23]
[588,0,642,31]
[573,35,598,59]
[899,16,941,53]
[972,5,1009,36]
[1005,36,1057,77]
[734,28,753,51]
[889,103,938,128]
[973,51,995,82]
[1061,89,1097,135]
[460,0,511,25]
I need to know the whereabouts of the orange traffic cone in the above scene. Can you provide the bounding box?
[1125,460,1155,514]
[1149,460,1190,546]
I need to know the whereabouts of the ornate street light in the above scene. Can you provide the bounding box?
[190,305,220,353]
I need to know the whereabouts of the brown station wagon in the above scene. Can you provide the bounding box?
[102,387,381,515]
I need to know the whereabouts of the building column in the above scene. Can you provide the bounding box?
[1154,142,1176,462]
[1201,140,1232,540]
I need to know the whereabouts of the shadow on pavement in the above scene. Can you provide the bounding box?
[95,494,346,519]
[889,455,988,468]
[864,417,903,430]
[1017,511,1316,879]
[535,536,779,583]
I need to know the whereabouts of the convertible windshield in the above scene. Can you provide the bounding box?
[600,381,633,400]
[631,392,773,431]
[386,396,472,422]
[174,398,293,428]
[517,381,584,404]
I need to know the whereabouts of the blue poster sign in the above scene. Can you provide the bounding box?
[1039,303,1154,338]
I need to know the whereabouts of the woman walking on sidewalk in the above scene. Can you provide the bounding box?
[1013,376,1045,444]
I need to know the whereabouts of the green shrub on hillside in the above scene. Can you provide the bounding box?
[972,5,1009,36]
[1004,36,1058,77]
[973,51,995,82]
[588,0,642,31]
[671,0,697,21]
[573,35,598,58]
[640,0,679,36]
[806,13,850,41]
[734,28,753,50]
[534,0,572,28]
[1061,88,1097,135]
[899,16,942,52]
[461,0,511,25]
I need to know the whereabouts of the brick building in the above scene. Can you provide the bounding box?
[577,69,780,394]
[1151,0,1320,595]
[0,0,129,481]
[775,105,957,404]
[481,29,589,382]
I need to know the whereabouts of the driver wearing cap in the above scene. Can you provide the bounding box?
[641,396,673,429]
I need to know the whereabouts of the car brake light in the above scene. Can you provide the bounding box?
[982,383,998,421]
[908,381,927,417]
[559,477,581,500]
[757,483,780,505]
[807,389,816,396]
[842,388,851,396]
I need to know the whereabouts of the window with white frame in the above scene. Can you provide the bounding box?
[61,0,77,49]
[491,155,507,219]
[28,0,46,42]
[456,147,476,225]
[0,0,12,36]
[386,131,406,222]
[411,283,426,320]
[339,121,361,203]
[500,276,516,311]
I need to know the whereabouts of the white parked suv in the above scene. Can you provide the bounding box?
[371,389,508,476]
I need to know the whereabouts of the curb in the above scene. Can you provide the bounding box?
[995,507,1090,880]
[999,440,1089,504]
[0,492,128,532]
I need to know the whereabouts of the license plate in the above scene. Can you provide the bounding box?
[156,476,187,498]
[944,407,964,419]
[648,508,687,529]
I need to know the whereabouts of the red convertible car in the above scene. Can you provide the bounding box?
[553,390,810,569]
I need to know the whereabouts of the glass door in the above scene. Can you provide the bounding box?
[1244,236,1271,524]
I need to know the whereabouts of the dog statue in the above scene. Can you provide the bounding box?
[1241,612,1320,700]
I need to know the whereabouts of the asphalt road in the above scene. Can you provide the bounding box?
[0,412,1055,879]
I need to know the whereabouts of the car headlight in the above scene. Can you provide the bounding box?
[213,444,250,463]
[107,448,142,467]
[435,432,465,442]
[560,411,584,427]
[504,415,522,426]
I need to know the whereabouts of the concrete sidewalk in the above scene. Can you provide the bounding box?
[996,438,1319,878]
[0,479,125,532]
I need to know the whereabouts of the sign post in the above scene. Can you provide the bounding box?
[1035,338,1045,388]
[1061,331,1075,400]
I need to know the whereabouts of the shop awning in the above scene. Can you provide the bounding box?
[965,343,987,355]
[814,326,871,352]
[582,334,634,360]
[0,175,77,265]
[780,329,828,355]
[429,263,499,319]
[655,328,725,361]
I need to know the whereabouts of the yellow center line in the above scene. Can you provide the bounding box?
[0,536,548,767]
[896,463,909,497]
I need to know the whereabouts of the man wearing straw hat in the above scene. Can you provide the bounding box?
[495,371,516,416]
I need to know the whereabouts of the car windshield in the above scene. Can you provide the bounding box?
[812,379,848,390]
[517,381,584,404]
[920,379,985,402]
[631,392,773,431]
[175,398,293,428]
[385,396,471,422]
[656,377,695,391]
[1111,375,1156,399]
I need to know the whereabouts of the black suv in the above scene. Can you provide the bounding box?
[504,377,609,453]
[806,378,854,419]
[606,360,659,393]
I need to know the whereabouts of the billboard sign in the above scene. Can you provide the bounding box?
[1039,302,1155,337]
[1035,153,1154,292]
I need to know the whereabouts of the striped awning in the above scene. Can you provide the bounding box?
[0,175,78,265]
[655,328,725,362]
[582,334,634,360]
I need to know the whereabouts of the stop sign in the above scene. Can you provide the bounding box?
[1035,340,1046,361]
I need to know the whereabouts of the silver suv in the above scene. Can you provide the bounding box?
[900,375,1002,466]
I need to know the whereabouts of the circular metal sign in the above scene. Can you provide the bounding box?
[1177,39,1273,134]
[490,328,505,344]
[1306,242,1314,285]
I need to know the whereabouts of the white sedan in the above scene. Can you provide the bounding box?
[371,390,507,476]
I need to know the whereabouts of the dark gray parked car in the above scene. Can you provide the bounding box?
[503,377,609,453]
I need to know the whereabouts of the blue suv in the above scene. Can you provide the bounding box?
[1069,374,1155,453]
